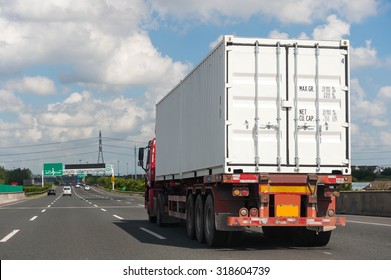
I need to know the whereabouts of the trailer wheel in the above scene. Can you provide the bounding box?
[204,194,227,247]
[195,194,205,243]
[186,194,195,239]
[262,226,292,241]
[297,228,332,247]
[156,194,165,227]
[148,211,156,223]
[227,231,243,247]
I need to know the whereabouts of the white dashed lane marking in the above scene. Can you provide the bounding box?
[0,230,20,242]
[140,227,166,240]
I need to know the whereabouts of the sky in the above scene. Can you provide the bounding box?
[0,0,390,175]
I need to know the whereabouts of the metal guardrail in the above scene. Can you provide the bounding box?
[25,190,49,196]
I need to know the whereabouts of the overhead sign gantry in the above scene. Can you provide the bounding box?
[42,163,114,187]
[63,163,111,176]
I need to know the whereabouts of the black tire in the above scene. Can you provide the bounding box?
[186,194,195,239]
[227,231,244,247]
[295,228,332,247]
[195,194,205,243]
[156,194,164,227]
[204,194,227,247]
[148,211,157,223]
[262,226,293,241]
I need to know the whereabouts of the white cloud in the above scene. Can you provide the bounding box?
[101,33,191,87]
[268,30,289,39]
[37,91,152,142]
[351,79,391,129]
[378,86,391,100]
[6,76,56,96]
[350,40,379,69]
[380,131,391,145]
[0,0,187,91]
[312,14,350,40]
[0,90,25,113]
[150,0,379,24]
[351,79,386,118]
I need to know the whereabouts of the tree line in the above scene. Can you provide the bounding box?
[0,166,32,185]
[352,167,391,182]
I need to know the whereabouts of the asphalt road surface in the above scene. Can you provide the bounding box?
[1,185,390,260]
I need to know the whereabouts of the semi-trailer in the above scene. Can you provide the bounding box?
[138,36,351,247]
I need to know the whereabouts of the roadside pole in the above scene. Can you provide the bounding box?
[41,170,44,187]
[111,165,115,190]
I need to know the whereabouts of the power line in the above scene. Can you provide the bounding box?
[352,144,391,148]
[0,144,96,157]
[104,144,134,149]
[102,137,146,144]
[352,150,391,155]
[104,150,135,157]
[0,151,97,164]
[0,137,96,149]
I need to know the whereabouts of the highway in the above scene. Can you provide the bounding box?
[0,185,390,260]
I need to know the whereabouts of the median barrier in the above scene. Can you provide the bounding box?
[337,191,391,217]
[0,192,26,205]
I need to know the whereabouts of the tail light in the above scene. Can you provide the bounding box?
[249,208,259,217]
[232,187,249,197]
[239,208,248,217]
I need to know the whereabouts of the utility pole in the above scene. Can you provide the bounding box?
[134,145,137,179]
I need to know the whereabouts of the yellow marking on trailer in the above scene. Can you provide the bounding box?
[259,185,314,193]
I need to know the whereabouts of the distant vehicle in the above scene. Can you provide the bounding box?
[84,185,90,191]
[75,184,80,188]
[47,189,56,196]
[63,186,72,196]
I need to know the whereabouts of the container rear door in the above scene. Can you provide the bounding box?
[226,44,288,171]
[226,42,349,174]
[287,45,349,170]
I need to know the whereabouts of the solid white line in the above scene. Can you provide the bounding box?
[101,209,107,212]
[140,227,166,240]
[41,209,46,213]
[347,220,391,227]
[137,204,144,207]
[0,230,20,242]
[113,215,123,220]
[29,216,38,221]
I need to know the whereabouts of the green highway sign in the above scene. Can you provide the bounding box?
[43,163,63,177]
[77,171,85,179]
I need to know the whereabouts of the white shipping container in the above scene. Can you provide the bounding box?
[156,36,350,180]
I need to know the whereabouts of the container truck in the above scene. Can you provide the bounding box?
[138,36,351,247]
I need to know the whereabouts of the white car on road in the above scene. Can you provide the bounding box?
[63,186,72,196]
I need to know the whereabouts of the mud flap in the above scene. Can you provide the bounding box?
[215,213,245,231]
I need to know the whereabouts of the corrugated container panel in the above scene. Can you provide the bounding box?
[156,42,226,179]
